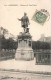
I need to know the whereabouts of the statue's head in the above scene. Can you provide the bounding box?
[24,12,27,16]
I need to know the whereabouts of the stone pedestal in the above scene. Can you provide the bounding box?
[15,32,34,60]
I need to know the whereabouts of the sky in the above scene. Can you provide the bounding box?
[0,0,51,41]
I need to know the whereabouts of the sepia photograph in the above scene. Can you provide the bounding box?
[0,0,51,80]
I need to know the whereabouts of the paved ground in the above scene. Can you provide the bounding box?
[0,70,51,80]
[0,58,51,73]
[0,58,51,80]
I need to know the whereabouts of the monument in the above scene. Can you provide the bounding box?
[15,13,34,60]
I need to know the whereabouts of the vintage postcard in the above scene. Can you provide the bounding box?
[0,0,51,80]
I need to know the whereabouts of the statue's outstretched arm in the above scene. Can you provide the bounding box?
[17,18,21,21]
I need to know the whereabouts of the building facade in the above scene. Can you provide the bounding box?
[39,34,51,43]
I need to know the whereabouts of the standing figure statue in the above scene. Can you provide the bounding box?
[18,13,30,33]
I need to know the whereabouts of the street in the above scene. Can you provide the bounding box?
[0,70,51,80]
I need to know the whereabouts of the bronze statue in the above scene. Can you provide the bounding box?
[18,13,30,33]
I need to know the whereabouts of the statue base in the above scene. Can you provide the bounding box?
[15,47,34,61]
[15,32,34,61]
